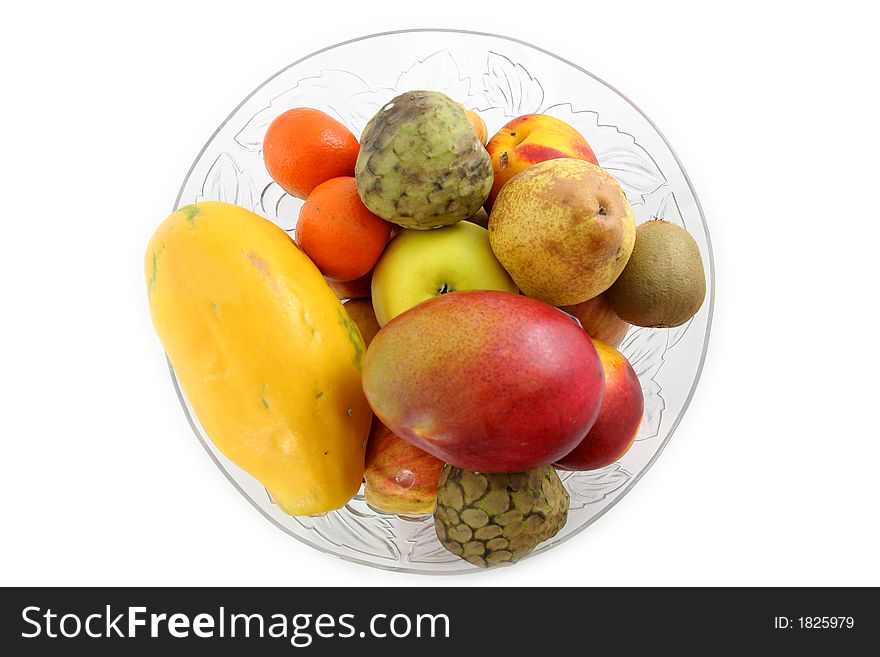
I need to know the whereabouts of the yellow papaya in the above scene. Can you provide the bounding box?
[145,201,371,516]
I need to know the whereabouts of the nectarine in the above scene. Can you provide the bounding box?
[364,421,445,515]
[342,299,381,348]
[561,293,630,348]
[326,270,372,300]
[485,114,598,209]
[555,340,643,471]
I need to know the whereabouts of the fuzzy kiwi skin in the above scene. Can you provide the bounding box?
[606,219,706,328]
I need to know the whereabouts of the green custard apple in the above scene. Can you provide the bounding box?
[434,465,569,568]
[355,90,493,229]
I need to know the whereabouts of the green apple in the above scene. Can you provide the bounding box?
[371,221,518,326]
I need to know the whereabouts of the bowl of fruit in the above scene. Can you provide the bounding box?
[146,29,713,574]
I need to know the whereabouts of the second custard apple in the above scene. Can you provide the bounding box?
[434,465,569,568]
[355,91,493,229]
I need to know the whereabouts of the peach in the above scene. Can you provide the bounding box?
[561,293,630,348]
[485,114,598,209]
[364,420,445,515]
[555,339,644,471]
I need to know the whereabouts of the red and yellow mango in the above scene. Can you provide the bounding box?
[362,290,605,472]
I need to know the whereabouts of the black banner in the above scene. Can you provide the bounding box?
[1,587,873,654]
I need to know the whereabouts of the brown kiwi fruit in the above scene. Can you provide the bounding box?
[606,219,706,328]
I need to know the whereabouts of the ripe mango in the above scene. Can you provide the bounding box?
[362,290,605,472]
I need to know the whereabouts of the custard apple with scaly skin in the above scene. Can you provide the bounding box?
[434,465,569,568]
[355,91,493,230]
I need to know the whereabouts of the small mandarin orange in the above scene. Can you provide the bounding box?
[263,108,359,199]
[296,177,391,282]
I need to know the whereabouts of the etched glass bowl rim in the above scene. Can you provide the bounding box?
[169,27,715,575]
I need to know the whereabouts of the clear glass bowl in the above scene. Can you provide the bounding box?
[171,29,714,574]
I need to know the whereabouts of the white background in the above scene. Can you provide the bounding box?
[2,0,878,587]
